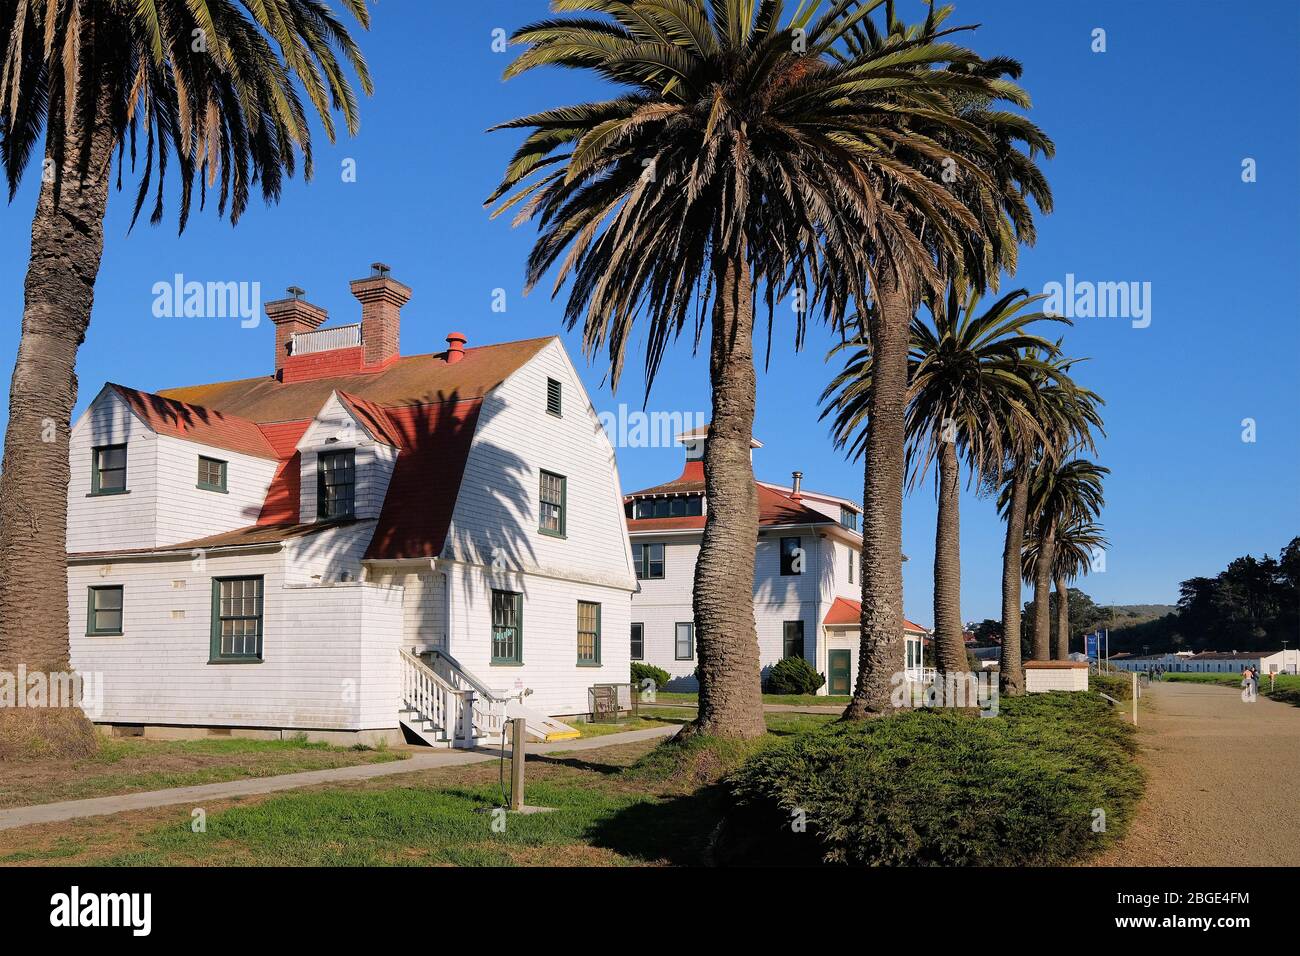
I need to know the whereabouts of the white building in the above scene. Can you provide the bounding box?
[623,428,926,695]
[67,266,636,747]
[1107,650,1298,675]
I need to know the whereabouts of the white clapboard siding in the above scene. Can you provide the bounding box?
[69,550,403,730]
[442,561,632,716]
[67,389,159,553]
[443,339,636,592]
[367,567,445,652]
[282,521,379,586]
[153,435,279,545]
[296,393,397,524]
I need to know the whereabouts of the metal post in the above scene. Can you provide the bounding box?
[510,717,526,812]
[1131,672,1138,725]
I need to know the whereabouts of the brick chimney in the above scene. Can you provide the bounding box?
[445,332,467,364]
[265,286,327,376]
[350,262,411,370]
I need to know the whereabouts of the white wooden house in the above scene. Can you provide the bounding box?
[624,428,926,695]
[67,266,636,747]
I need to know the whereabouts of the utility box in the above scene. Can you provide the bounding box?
[588,683,632,722]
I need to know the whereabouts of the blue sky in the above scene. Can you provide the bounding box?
[1,0,1296,625]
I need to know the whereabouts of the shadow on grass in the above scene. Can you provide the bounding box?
[582,782,732,866]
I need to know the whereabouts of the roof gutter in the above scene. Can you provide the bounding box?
[68,542,286,563]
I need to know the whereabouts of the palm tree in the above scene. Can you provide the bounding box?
[1023,459,1108,659]
[1023,517,1107,658]
[486,0,1026,736]
[0,0,372,754]
[822,284,1060,678]
[995,352,1102,692]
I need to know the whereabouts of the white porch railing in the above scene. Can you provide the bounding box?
[399,648,475,747]
[291,323,361,356]
[427,650,508,741]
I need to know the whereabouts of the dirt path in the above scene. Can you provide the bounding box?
[1094,681,1300,866]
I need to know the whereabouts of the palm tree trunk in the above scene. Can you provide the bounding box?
[1031,528,1055,660]
[1054,573,1070,660]
[845,273,910,718]
[998,467,1030,696]
[932,440,967,674]
[691,247,766,739]
[0,109,114,758]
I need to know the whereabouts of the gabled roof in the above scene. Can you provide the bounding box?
[108,384,279,460]
[823,597,927,633]
[625,460,840,531]
[157,338,552,422]
[84,337,550,561]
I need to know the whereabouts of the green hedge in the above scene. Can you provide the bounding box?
[630,662,671,691]
[724,692,1143,866]
[765,657,826,696]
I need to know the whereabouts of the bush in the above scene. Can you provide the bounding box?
[724,692,1143,866]
[630,662,671,691]
[1090,672,1133,701]
[764,656,826,696]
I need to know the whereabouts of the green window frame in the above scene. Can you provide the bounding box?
[848,547,855,585]
[783,620,805,660]
[90,443,128,495]
[780,536,803,576]
[546,377,563,417]
[577,601,601,665]
[539,470,566,537]
[317,449,356,519]
[675,622,694,660]
[630,622,644,661]
[491,589,523,664]
[210,576,264,663]
[632,542,665,580]
[86,585,124,636]
[197,455,228,492]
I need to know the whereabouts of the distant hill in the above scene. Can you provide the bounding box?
[1104,605,1178,630]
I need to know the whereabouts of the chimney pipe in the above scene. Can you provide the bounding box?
[791,471,803,499]
[265,287,328,377]
[445,332,468,364]
[350,263,411,370]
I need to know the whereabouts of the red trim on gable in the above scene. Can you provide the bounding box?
[337,391,405,448]
[364,399,482,560]
[823,597,927,633]
[255,421,311,525]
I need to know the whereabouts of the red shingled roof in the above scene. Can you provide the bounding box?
[823,597,927,632]
[625,460,835,532]
[110,384,278,460]
[89,339,546,559]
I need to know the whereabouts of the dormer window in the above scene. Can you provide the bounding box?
[197,456,228,492]
[546,377,562,417]
[627,495,703,519]
[317,449,356,519]
[840,506,859,531]
[91,444,128,495]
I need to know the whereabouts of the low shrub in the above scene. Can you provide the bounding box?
[724,692,1142,866]
[630,662,672,691]
[1090,672,1133,700]
[765,657,826,696]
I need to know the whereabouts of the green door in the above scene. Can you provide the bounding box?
[828,650,851,696]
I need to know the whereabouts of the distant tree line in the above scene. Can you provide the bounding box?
[1108,537,1299,654]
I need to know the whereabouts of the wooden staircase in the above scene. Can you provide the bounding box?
[398,649,577,748]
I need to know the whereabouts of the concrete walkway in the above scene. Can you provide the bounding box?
[0,724,679,833]
[1092,681,1300,866]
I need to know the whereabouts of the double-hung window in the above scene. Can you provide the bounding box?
[780,536,803,576]
[317,449,356,519]
[632,542,665,580]
[197,455,228,492]
[539,471,566,536]
[675,622,694,660]
[91,444,128,495]
[491,589,523,664]
[783,620,805,659]
[86,586,123,635]
[577,601,601,665]
[630,623,644,661]
[211,576,263,662]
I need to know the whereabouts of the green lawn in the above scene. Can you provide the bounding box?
[0,736,405,810]
[1164,671,1300,707]
[650,692,851,707]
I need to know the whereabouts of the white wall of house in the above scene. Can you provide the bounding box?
[296,394,398,524]
[441,560,632,716]
[67,389,160,554]
[154,435,278,545]
[443,340,636,592]
[69,548,404,731]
